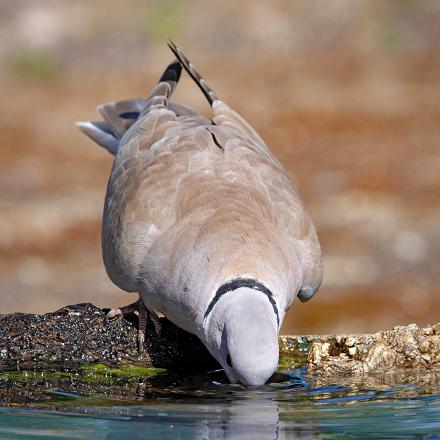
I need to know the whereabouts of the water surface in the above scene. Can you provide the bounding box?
[0,369,439,439]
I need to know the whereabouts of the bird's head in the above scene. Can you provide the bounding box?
[203,282,280,386]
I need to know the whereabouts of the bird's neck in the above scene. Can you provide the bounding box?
[202,287,279,351]
[203,278,280,329]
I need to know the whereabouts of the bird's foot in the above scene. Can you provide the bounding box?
[106,300,139,319]
[106,299,148,354]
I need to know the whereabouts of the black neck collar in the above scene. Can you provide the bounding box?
[203,278,280,327]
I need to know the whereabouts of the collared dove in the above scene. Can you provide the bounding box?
[76,42,322,386]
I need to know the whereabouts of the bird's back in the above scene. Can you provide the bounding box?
[78,45,322,336]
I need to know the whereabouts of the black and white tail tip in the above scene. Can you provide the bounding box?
[77,42,217,155]
[167,40,218,105]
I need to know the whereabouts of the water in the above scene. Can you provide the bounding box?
[0,369,439,439]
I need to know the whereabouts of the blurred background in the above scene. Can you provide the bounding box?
[0,0,439,334]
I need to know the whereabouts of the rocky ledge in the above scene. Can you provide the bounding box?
[0,303,217,373]
[281,323,440,374]
[0,303,439,374]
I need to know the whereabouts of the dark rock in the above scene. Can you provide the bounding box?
[0,303,218,373]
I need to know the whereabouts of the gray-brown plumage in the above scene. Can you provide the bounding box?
[77,42,322,385]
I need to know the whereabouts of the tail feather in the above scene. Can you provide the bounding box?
[143,59,182,105]
[167,40,218,105]
[159,59,182,88]
[77,59,183,154]
[97,102,140,138]
[76,121,119,154]
[106,99,145,121]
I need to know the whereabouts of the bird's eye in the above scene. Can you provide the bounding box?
[226,353,232,368]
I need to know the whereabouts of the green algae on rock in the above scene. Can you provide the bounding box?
[81,363,166,379]
[0,367,170,406]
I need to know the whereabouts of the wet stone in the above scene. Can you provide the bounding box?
[280,322,440,374]
[0,303,218,373]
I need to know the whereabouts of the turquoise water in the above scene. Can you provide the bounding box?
[0,369,439,439]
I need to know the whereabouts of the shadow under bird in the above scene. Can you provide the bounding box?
[76,42,323,386]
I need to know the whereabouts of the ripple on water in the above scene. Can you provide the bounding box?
[0,369,439,439]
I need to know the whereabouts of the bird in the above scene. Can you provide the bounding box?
[76,42,323,386]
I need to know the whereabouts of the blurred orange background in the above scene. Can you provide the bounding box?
[1,1,439,335]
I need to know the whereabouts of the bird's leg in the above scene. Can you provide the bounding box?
[150,309,163,336]
[106,298,148,354]
[137,300,147,354]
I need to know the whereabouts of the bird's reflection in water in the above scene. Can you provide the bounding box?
[105,370,320,440]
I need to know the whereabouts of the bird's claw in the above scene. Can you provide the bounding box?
[105,308,122,319]
[105,299,148,355]
[138,330,145,354]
